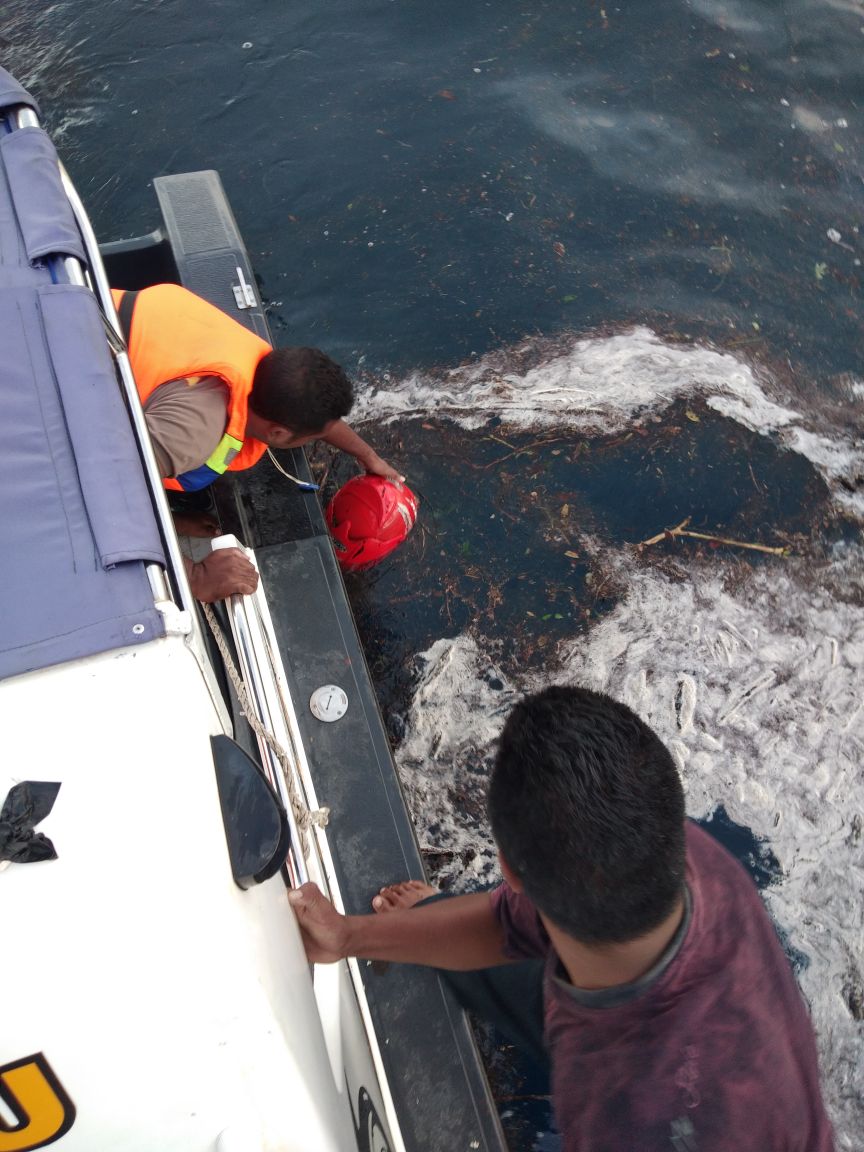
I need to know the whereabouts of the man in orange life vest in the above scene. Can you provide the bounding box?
[114,284,403,603]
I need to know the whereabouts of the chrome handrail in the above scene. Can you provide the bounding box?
[220,579,310,887]
[211,537,409,1152]
[58,163,198,619]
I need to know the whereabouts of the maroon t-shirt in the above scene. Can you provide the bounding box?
[491,822,834,1151]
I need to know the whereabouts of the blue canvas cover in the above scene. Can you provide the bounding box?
[1,127,86,263]
[0,68,167,680]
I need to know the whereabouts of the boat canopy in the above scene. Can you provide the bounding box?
[0,66,166,680]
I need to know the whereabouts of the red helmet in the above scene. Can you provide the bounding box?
[325,475,419,571]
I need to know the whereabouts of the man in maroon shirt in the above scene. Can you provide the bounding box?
[289,686,834,1150]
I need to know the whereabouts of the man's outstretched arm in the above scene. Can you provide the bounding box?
[320,420,405,482]
[288,882,512,970]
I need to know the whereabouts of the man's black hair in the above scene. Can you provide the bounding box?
[250,347,353,434]
[487,686,686,945]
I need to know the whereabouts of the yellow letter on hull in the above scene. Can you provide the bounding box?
[0,1055,75,1151]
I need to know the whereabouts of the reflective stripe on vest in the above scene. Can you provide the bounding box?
[171,433,244,492]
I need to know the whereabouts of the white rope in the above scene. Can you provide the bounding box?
[200,601,330,857]
[266,447,319,490]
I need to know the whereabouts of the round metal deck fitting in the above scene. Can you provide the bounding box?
[309,684,348,722]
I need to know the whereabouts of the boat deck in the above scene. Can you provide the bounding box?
[102,169,507,1152]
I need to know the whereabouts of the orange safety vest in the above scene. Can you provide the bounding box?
[113,284,272,492]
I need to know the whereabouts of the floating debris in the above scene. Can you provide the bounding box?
[637,517,790,556]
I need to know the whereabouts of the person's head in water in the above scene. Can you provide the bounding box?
[487,686,686,945]
[247,347,354,447]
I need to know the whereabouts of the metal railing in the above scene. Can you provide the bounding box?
[211,537,409,1152]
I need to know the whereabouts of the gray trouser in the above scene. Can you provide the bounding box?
[420,892,549,1072]
[441,961,548,1071]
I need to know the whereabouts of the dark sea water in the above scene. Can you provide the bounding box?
[5,0,863,375]
[3,1,862,1148]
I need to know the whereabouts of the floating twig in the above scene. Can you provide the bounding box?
[482,436,567,469]
[638,518,692,547]
[637,517,789,556]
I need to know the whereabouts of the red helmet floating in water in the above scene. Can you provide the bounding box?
[325,475,419,571]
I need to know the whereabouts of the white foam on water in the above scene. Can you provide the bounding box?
[395,549,864,1145]
[792,105,836,134]
[396,634,518,888]
[355,328,760,432]
[355,326,864,517]
[383,328,864,1143]
[685,0,785,39]
[493,75,784,214]
[820,0,864,14]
